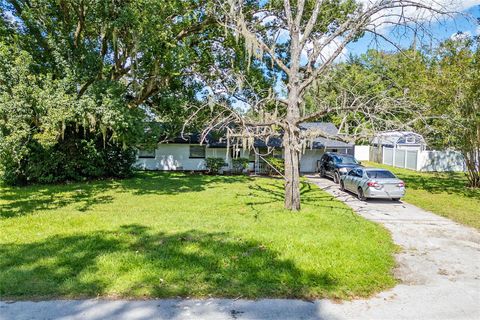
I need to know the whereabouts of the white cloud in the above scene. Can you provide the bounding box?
[451,31,472,40]
[359,0,480,12]
[300,38,349,67]
[249,0,479,68]
[359,0,480,34]
[456,0,480,11]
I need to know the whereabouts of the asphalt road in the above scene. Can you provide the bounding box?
[1,176,479,320]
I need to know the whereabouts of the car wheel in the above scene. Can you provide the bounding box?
[392,198,401,201]
[333,172,340,184]
[319,168,325,178]
[340,181,345,191]
[357,188,367,201]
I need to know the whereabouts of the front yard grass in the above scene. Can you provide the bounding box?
[0,172,396,300]
[364,161,480,229]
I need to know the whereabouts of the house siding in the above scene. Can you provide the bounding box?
[134,144,248,171]
[136,143,353,174]
[300,149,324,173]
[134,144,205,171]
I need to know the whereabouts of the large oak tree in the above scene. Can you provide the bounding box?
[201,0,454,210]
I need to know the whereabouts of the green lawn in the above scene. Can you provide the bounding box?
[0,172,396,300]
[364,162,480,229]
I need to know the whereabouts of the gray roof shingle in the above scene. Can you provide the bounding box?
[166,122,353,149]
[299,122,354,149]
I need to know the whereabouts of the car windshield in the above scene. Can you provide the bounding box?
[366,170,396,179]
[332,155,358,164]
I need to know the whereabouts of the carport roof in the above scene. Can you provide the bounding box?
[299,122,354,149]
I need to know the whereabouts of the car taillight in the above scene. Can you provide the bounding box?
[398,181,405,187]
[367,181,380,188]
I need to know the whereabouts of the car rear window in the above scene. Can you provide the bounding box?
[366,170,396,179]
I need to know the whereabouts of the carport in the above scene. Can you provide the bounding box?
[299,122,354,173]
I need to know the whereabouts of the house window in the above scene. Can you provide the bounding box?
[189,145,206,158]
[406,136,415,144]
[138,150,155,159]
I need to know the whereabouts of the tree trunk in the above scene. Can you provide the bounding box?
[464,148,480,188]
[283,29,302,210]
[463,123,480,188]
[283,129,301,211]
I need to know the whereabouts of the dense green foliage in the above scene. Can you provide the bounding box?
[0,0,221,184]
[1,0,477,190]
[0,0,276,185]
[232,158,250,174]
[5,131,137,185]
[305,48,430,136]
[0,173,396,299]
[204,157,227,174]
[426,38,480,187]
[0,42,143,184]
[307,37,480,187]
[264,156,285,176]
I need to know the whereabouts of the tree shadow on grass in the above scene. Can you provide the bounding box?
[0,182,115,218]
[394,171,480,199]
[0,224,337,299]
[0,172,250,218]
[120,172,249,196]
[244,180,352,213]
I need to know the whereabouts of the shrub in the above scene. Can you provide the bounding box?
[264,156,284,176]
[102,143,136,178]
[205,157,227,174]
[232,158,249,174]
[1,128,136,185]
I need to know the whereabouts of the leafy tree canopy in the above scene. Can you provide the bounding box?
[0,0,220,183]
[306,36,479,187]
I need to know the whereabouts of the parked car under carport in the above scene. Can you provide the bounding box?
[317,152,362,183]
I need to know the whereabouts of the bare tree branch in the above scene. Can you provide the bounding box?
[196,0,457,210]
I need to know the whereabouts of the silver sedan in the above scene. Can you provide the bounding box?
[339,167,406,201]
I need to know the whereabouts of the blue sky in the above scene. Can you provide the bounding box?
[347,4,480,56]
[3,1,478,58]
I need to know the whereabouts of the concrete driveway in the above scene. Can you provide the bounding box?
[306,175,480,319]
[1,176,479,320]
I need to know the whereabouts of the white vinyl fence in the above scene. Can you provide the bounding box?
[354,145,370,161]
[370,146,466,172]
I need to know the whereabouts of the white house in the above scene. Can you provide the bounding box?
[135,122,354,174]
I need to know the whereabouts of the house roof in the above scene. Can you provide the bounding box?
[299,122,339,135]
[166,122,353,149]
[299,122,354,149]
